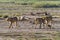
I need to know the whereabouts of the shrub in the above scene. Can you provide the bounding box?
[0,15,2,17]
[21,2,28,5]
[21,2,33,5]
[3,15,9,18]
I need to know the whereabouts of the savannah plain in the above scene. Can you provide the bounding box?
[0,0,60,40]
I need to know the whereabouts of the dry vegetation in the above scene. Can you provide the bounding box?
[0,31,60,40]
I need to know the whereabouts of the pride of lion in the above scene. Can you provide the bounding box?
[6,11,53,29]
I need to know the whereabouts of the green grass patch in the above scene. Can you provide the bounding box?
[32,1,60,8]
[0,1,60,8]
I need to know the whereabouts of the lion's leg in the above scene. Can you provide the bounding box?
[16,21,17,27]
[39,23,41,29]
[9,22,13,28]
[48,21,52,29]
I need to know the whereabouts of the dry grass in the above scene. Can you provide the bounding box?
[0,31,59,40]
